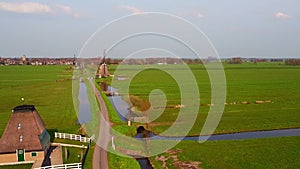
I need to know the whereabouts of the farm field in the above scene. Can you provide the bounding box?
[0,62,299,169]
[0,65,139,169]
[0,65,79,137]
[108,62,300,136]
[101,62,300,168]
[150,136,300,169]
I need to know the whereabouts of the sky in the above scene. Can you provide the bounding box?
[0,0,299,58]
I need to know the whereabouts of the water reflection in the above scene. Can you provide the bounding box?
[108,96,128,122]
[152,128,300,141]
[78,82,91,124]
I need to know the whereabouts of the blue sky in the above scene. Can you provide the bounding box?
[0,0,299,58]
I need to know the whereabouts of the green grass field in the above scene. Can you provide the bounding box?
[150,136,300,169]
[0,164,32,169]
[105,62,300,168]
[0,65,80,169]
[0,65,79,137]
[108,152,140,169]
[109,62,300,135]
[0,62,299,169]
[0,65,138,169]
[62,147,85,164]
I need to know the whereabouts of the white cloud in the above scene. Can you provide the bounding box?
[118,5,144,14]
[275,12,291,20]
[0,2,52,14]
[196,12,205,19]
[176,10,206,19]
[56,4,83,18]
[177,10,205,19]
[186,11,205,19]
[0,2,85,18]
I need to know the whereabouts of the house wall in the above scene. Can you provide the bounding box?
[0,151,44,164]
[25,151,45,161]
[0,153,17,163]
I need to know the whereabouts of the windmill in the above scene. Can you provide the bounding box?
[73,54,76,66]
[96,49,110,78]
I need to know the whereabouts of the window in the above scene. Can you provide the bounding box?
[31,152,37,157]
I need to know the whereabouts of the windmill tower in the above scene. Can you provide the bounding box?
[96,50,110,78]
[73,54,76,66]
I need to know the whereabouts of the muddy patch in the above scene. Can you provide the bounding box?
[155,149,202,169]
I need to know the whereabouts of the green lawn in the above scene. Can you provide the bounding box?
[62,147,85,164]
[108,152,140,169]
[150,136,300,169]
[0,164,32,169]
[53,139,93,169]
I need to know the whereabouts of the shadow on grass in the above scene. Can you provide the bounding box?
[82,142,92,169]
[48,129,58,142]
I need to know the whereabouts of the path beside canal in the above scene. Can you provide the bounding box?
[90,78,111,169]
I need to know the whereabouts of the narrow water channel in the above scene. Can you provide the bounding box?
[79,82,300,169]
[136,157,153,169]
[152,128,300,141]
[78,81,91,124]
[106,84,300,140]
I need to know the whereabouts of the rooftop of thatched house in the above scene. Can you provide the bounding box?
[0,105,50,154]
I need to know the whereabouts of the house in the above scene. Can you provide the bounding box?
[0,105,50,164]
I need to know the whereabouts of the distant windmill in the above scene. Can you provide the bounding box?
[73,54,76,66]
[96,50,110,78]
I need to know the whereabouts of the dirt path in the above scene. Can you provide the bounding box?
[41,146,63,167]
[50,146,63,165]
[89,78,111,169]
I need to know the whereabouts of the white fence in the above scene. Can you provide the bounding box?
[51,143,87,149]
[54,132,91,143]
[34,163,82,169]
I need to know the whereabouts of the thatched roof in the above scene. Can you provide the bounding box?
[0,105,50,154]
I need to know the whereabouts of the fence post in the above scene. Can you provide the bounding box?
[112,136,116,150]
[52,132,92,145]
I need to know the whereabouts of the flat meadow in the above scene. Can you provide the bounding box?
[0,62,299,169]
[0,65,79,137]
[109,62,300,135]
[150,136,300,169]
[107,61,300,168]
[0,65,140,169]
[0,65,81,168]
